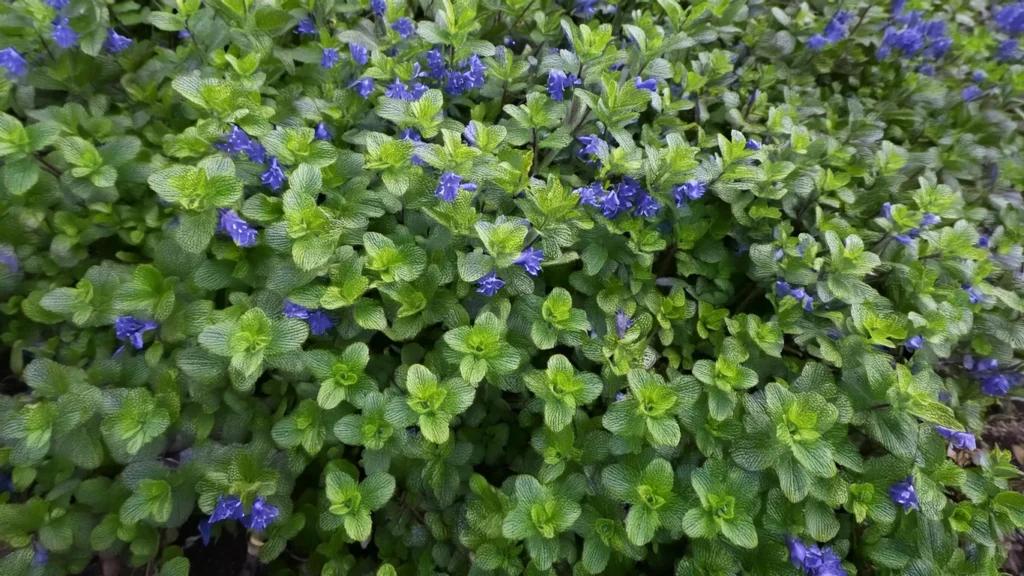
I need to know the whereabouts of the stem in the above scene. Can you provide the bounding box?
[537,109,592,171]
[529,128,538,175]
[693,91,702,126]
[185,19,208,66]
[508,0,536,31]
[35,154,61,177]
[36,30,56,61]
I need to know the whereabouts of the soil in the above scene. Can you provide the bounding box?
[981,397,1024,574]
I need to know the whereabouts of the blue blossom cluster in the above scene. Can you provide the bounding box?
[434,171,477,202]
[786,536,848,576]
[215,126,290,191]
[807,11,854,50]
[199,495,279,545]
[577,134,607,166]
[575,176,661,219]
[775,281,815,311]
[877,9,951,61]
[283,300,334,336]
[672,180,706,207]
[476,272,504,296]
[0,47,28,77]
[424,49,486,96]
[963,355,1022,397]
[0,244,18,273]
[114,316,159,355]
[514,247,544,276]
[615,309,634,339]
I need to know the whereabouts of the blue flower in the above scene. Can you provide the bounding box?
[246,141,266,164]
[904,335,924,350]
[198,518,212,546]
[785,536,807,568]
[672,180,706,206]
[283,300,311,319]
[615,391,627,402]
[307,310,333,336]
[972,70,987,83]
[823,14,851,43]
[296,18,316,35]
[114,316,158,354]
[547,70,581,101]
[217,209,258,247]
[634,77,658,92]
[321,48,340,69]
[775,280,791,296]
[633,193,661,218]
[32,543,48,566]
[924,36,951,59]
[745,138,761,151]
[893,233,915,246]
[0,244,19,273]
[178,30,191,39]
[435,172,475,202]
[391,18,415,39]
[774,248,785,261]
[997,39,1019,62]
[44,0,69,8]
[260,157,287,191]
[514,247,544,276]
[919,213,940,227]
[463,122,478,147]
[52,17,78,49]
[574,183,603,207]
[981,373,1020,396]
[600,188,622,218]
[371,0,386,16]
[918,64,935,76]
[351,77,375,98]
[464,54,486,89]
[104,29,133,53]
[888,476,919,512]
[314,121,331,141]
[244,497,279,532]
[615,309,634,339]
[996,2,1024,35]
[934,426,976,450]
[209,495,245,523]
[977,234,990,248]
[577,134,606,166]
[384,78,412,100]
[963,283,989,304]
[425,48,445,79]
[807,34,828,50]
[0,48,28,77]
[476,272,504,296]
[962,85,982,102]
[218,125,252,156]
[400,128,424,165]
[573,0,599,18]
[409,82,428,100]
[351,43,369,66]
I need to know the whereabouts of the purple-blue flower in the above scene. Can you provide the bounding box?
[246,141,266,164]
[904,335,924,350]
[371,0,386,15]
[391,18,415,39]
[880,202,893,220]
[210,495,245,523]
[321,48,341,69]
[283,300,311,319]
[963,283,988,305]
[977,234,990,248]
[198,518,212,545]
[260,157,286,191]
[574,183,603,207]
[0,48,28,77]
[104,29,132,53]
[980,374,1019,397]
[476,272,504,296]
[435,171,475,202]
[889,476,918,512]
[573,0,599,18]
[0,244,18,273]
[600,189,622,218]
[314,122,331,141]
[787,537,848,576]
[997,39,1019,62]
[217,209,258,247]
[32,543,47,566]
[547,70,581,101]
[962,85,982,102]
[243,497,278,532]
[463,122,478,147]
[634,77,657,92]
[807,34,828,50]
[307,310,333,336]
[351,43,369,66]
[615,309,634,339]
[920,213,940,227]
[44,0,69,8]
[633,193,661,218]
[745,138,761,151]
[400,128,424,165]
[514,247,544,276]
[384,78,412,100]
[672,180,705,206]
[577,134,606,166]
[218,125,252,156]
[893,233,915,246]
[351,77,375,98]
[52,17,78,49]
[114,316,159,354]
[934,426,976,450]
[923,36,951,59]
[296,18,316,35]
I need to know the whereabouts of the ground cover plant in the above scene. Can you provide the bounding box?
[1,0,1024,574]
